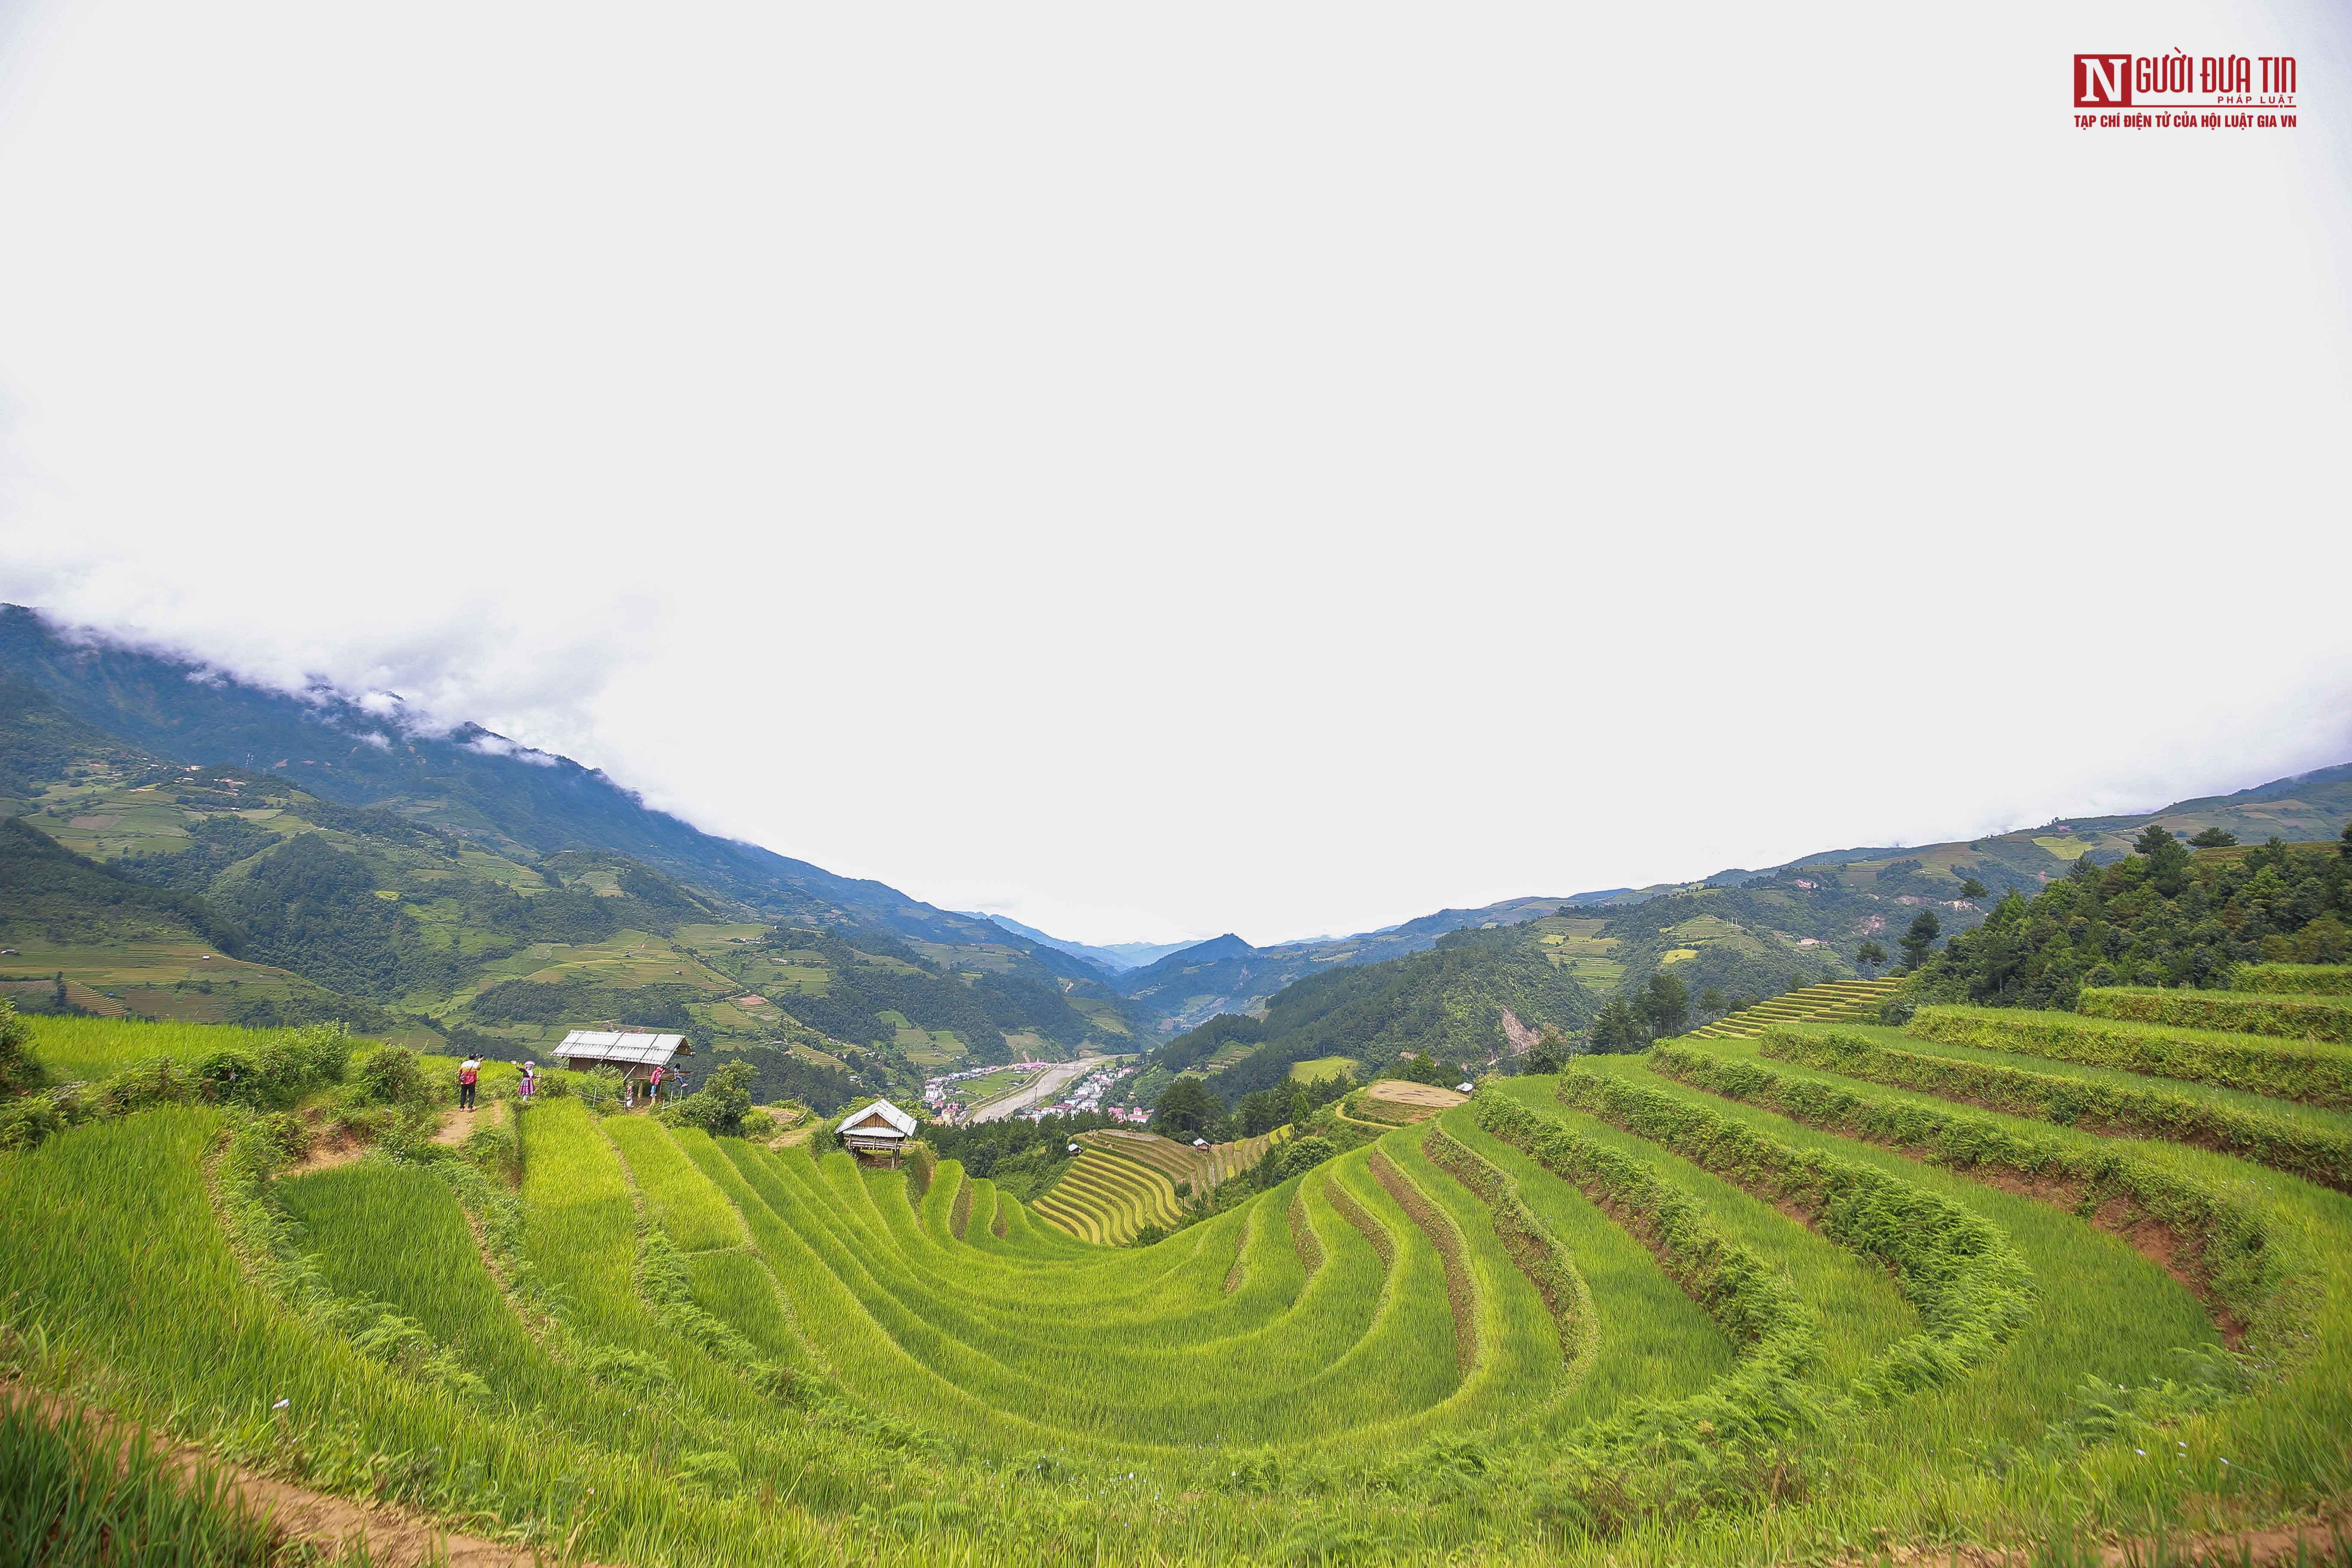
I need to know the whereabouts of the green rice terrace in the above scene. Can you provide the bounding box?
[1031,1128,1294,1245]
[4,969,2352,1566]
[1683,976,1903,1038]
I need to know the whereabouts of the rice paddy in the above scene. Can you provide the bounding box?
[4,974,2351,1566]
[1683,976,1902,1038]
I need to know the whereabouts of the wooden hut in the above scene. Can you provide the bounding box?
[836,1099,918,1165]
[552,1029,693,1107]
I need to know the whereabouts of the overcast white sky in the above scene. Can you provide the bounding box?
[2,1,2348,946]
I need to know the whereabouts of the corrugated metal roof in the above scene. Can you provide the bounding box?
[551,1029,691,1066]
[836,1099,917,1137]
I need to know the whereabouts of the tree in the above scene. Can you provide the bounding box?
[1899,910,1943,971]
[1287,1087,1312,1128]
[349,1044,429,1107]
[663,1059,758,1138]
[1697,986,1727,1016]
[1526,1023,1569,1074]
[2189,826,2239,848]
[2339,819,2351,861]
[1235,1088,1288,1137]
[1150,1075,1222,1140]
[1591,997,1649,1053]
[2136,822,2194,897]
[1856,940,1888,977]
[1399,1053,1442,1085]
[1956,877,1989,900]
[1273,1135,1337,1182]
[1638,972,1689,1039]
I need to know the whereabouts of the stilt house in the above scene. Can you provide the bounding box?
[552,1029,693,1103]
[836,1099,918,1165]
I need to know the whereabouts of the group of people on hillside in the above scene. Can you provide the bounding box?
[452,1054,680,1111]
[456,1054,536,1111]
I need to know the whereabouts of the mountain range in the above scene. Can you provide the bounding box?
[5,601,2349,1102]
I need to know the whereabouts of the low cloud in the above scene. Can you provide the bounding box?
[464,731,559,767]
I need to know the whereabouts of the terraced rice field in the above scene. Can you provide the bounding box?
[1684,976,1901,1037]
[1029,1144,1186,1243]
[4,974,2351,1565]
[1032,1127,1292,1242]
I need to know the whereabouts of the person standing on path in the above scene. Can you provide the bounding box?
[458,1054,481,1111]
[518,1060,535,1101]
[648,1063,664,1105]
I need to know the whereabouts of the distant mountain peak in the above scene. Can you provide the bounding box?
[1176,933,1255,960]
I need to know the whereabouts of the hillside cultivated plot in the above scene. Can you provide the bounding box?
[4,974,2352,1565]
[1288,1054,1356,1082]
[1685,976,1901,1038]
[0,936,386,1030]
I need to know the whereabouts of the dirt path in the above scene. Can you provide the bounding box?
[968,1055,1110,1124]
[1877,1512,2352,1568]
[434,1096,505,1145]
[2,1381,594,1567]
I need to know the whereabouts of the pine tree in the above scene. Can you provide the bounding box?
[1899,909,1943,970]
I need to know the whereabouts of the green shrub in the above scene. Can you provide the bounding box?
[0,1095,64,1153]
[658,1059,758,1138]
[1271,1135,1338,1182]
[1760,1026,2352,1192]
[86,1057,199,1117]
[2078,987,2352,1044]
[347,1042,432,1107]
[0,1000,43,1099]
[327,1102,397,1144]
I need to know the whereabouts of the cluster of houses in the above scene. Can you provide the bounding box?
[1018,1063,1148,1123]
[920,1060,1056,1121]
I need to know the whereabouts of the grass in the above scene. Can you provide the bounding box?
[1289,1056,1357,1083]
[1760,1023,2352,1190]
[5,998,2351,1565]
[21,1013,334,1083]
[1911,1004,2352,1107]
[2080,986,2352,1045]
[0,1396,294,1567]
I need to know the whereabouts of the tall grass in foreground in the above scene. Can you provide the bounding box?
[0,1394,289,1566]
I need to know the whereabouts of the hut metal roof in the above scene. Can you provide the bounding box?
[552,1029,691,1066]
[836,1099,918,1138]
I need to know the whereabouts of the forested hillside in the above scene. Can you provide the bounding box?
[0,634,1138,1111]
[1908,823,2352,1010]
[0,606,1080,955]
[1178,922,1599,1095]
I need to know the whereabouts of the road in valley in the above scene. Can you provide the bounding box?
[966,1054,1111,1124]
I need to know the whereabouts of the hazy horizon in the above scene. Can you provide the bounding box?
[3,0,2347,946]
